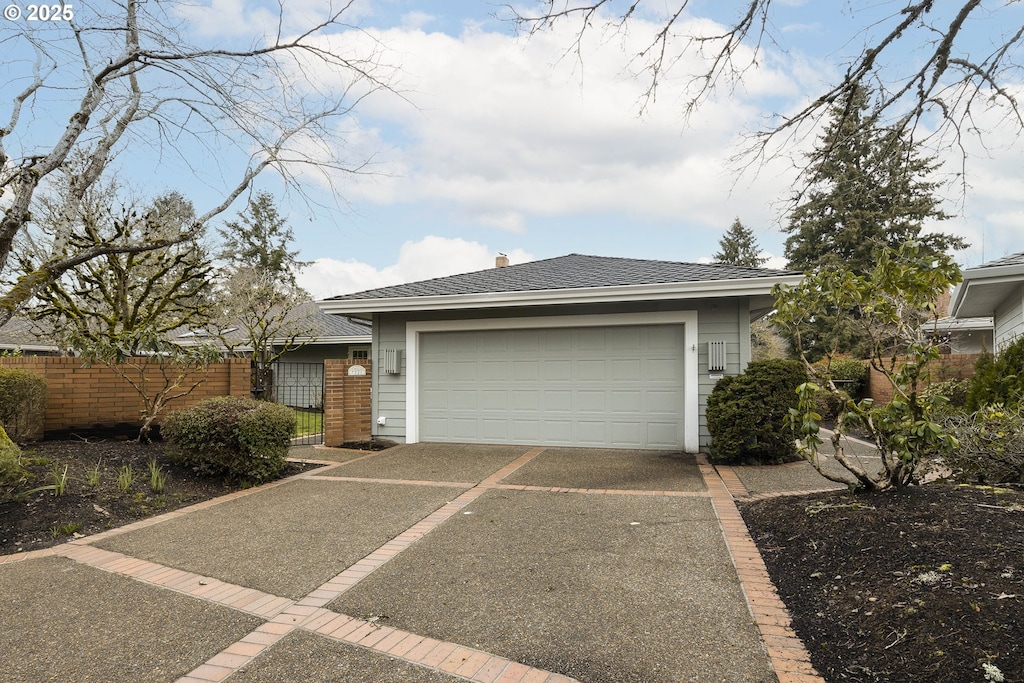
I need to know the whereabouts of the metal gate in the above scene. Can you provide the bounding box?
[257,361,325,446]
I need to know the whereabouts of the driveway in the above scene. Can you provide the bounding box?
[0,443,808,683]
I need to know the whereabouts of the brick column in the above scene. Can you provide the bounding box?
[324,359,372,447]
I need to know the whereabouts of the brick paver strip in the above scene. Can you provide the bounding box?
[698,455,825,683]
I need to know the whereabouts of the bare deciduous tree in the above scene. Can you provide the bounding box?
[0,0,396,327]
[511,1,1023,164]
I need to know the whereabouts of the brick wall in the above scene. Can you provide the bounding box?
[0,356,250,437]
[324,359,372,446]
[864,353,979,404]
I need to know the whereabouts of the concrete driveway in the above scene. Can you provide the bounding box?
[0,443,818,683]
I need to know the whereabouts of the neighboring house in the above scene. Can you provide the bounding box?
[176,301,372,408]
[319,253,801,452]
[928,316,994,354]
[0,317,62,356]
[950,252,1024,351]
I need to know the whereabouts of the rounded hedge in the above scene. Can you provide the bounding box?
[162,396,296,484]
[706,359,807,464]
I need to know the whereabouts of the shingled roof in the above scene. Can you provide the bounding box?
[327,254,797,301]
[971,252,1024,269]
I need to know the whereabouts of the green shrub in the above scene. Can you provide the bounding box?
[162,396,296,484]
[706,359,807,464]
[966,337,1024,410]
[924,378,971,411]
[0,424,26,500]
[811,354,867,393]
[0,368,46,443]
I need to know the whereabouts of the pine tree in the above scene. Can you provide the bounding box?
[713,218,767,268]
[217,191,309,288]
[783,85,964,275]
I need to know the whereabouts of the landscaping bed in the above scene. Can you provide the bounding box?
[741,483,1024,683]
[0,439,310,554]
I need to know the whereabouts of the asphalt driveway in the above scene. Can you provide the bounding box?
[0,443,789,683]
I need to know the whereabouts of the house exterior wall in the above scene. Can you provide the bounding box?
[994,284,1024,350]
[370,297,754,451]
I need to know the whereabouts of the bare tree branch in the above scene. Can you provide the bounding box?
[511,1,1024,169]
[0,0,398,327]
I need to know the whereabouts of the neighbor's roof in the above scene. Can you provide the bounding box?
[175,301,371,348]
[319,253,801,316]
[950,251,1024,318]
[0,316,62,353]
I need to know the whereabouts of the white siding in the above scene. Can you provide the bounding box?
[995,285,1024,351]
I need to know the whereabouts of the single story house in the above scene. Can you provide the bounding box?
[319,253,801,452]
[950,252,1024,351]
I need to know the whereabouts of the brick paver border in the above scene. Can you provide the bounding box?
[698,455,826,683]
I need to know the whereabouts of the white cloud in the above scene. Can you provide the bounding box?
[298,235,533,299]
[291,16,808,237]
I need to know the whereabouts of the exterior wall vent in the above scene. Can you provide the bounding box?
[383,348,403,375]
[708,340,727,373]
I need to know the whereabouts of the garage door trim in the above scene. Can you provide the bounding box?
[406,311,699,452]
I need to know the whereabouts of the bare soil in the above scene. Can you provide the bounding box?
[0,439,307,554]
[741,484,1024,683]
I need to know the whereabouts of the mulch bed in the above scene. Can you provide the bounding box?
[741,484,1024,683]
[0,439,310,554]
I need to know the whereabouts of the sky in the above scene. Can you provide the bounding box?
[7,0,1024,300]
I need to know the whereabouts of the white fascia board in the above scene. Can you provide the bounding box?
[271,335,372,346]
[963,261,1024,282]
[319,275,801,317]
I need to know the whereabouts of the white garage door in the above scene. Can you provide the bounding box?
[418,325,685,448]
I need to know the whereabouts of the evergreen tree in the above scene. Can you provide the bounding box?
[218,191,309,288]
[713,218,767,268]
[783,85,965,275]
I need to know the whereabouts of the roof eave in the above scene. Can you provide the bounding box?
[272,335,372,346]
[317,275,802,316]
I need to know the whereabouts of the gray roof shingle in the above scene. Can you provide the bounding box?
[972,252,1024,269]
[328,254,796,301]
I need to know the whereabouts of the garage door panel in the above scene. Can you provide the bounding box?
[510,420,540,441]
[511,389,540,411]
[576,390,606,412]
[419,325,685,448]
[647,389,682,413]
[422,389,448,409]
[420,361,449,382]
[480,419,508,441]
[479,390,508,411]
[480,360,508,381]
[512,360,540,380]
[451,418,478,440]
[450,390,478,409]
[648,422,681,448]
[609,359,641,380]
[609,389,642,412]
[543,359,572,380]
[647,358,682,381]
[610,422,644,446]
[543,390,573,412]
[540,420,573,443]
[577,360,606,381]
